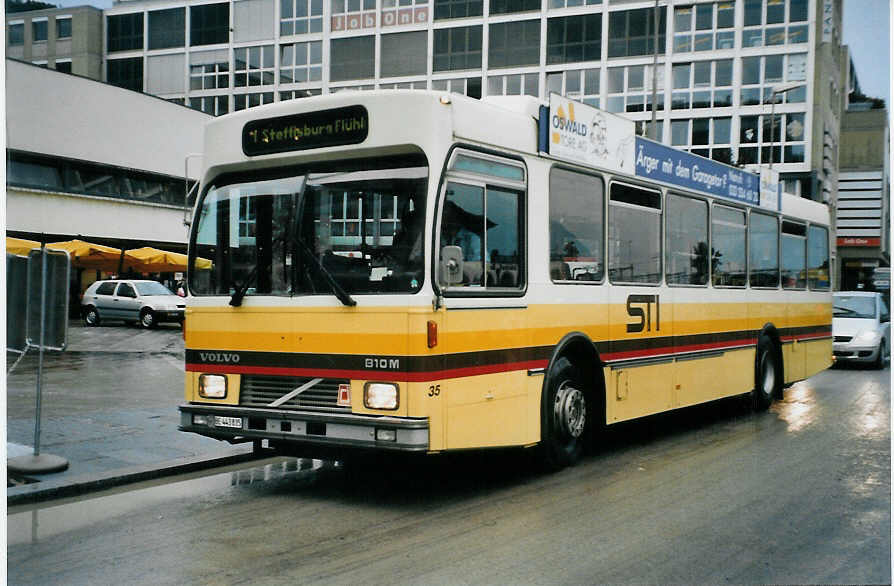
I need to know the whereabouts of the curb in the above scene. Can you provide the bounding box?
[8,448,274,507]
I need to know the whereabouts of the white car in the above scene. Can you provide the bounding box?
[832,291,890,368]
[81,279,185,328]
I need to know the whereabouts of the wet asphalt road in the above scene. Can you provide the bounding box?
[8,365,890,585]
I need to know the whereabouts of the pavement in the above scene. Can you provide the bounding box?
[6,319,265,506]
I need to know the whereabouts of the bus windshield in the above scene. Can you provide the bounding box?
[189,155,428,299]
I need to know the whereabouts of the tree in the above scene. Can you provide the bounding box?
[849,90,886,110]
[6,0,57,12]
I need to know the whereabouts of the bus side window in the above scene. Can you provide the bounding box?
[749,211,779,288]
[548,167,604,283]
[806,224,830,290]
[439,181,524,290]
[711,205,747,287]
[665,192,708,286]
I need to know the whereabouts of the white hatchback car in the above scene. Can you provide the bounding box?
[832,291,890,368]
[81,279,185,328]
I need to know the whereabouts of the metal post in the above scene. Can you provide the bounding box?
[649,0,659,139]
[33,243,47,456]
[769,92,778,170]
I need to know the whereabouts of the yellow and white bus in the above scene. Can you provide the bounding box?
[180,91,832,469]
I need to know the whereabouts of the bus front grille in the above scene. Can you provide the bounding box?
[240,375,351,413]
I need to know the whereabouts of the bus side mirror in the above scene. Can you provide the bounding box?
[440,245,464,285]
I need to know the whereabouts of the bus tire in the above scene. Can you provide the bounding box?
[83,306,100,326]
[540,357,590,470]
[753,336,780,411]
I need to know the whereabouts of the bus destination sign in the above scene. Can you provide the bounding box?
[242,105,369,156]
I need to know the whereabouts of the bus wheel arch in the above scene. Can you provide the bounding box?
[540,333,605,470]
[753,324,784,410]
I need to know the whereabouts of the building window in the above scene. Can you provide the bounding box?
[32,19,48,42]
[107,57,143,92]
[280,88,322,100]
[549,0,601,7]
[331,0,376,32]
[9,22,24,46]
[55,60,72,73]
[56,17,72,40]
[379,81,426,89]
[489,20,540,69]
[547,14,602,64]
[740,111,805,165]
[107,13,143,52]
[234,45,276,87]
[190,95,229,116]
[281,0,323,35]
[381,31,427,78]
[330,35,375,81]
[147,53,186,94]
[434,0,482,20]
[547,69,600,106]
[740,53,807,106]
[432,76,481,98]
[487,72,539,97]
[743,0,809,47]
[190,3,229,46]
[280,40,323,83]
[674,2,735,53]
[608,7,666,58]
[148,8,185,50]
[669,117,730,162]
[234,92,275,111]
[491,0,539,14]
[606,64,663,113]
[433,26,482,72]
[671,59,732,111]
[190,50,229,90]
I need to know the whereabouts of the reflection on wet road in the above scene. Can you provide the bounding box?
[8,367,890,585]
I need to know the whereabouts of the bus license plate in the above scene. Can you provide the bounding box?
[214,416,243,429]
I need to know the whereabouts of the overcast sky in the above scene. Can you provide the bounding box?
[842,0,891,105]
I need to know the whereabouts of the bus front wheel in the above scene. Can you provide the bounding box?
[540,357,590,470]
[753,336,780,411]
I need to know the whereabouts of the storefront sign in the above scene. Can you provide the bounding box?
[838,237,881,247]
[633,137,761,206]
[381,6,428,27]
[331,12,376,31]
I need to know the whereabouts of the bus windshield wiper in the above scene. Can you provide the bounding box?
[229,264,259,307]
[292,233,357,307]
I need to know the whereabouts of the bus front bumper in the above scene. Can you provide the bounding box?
[179,404,429,452]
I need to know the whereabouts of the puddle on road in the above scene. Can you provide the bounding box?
[8,458,324,546]
[773,381,817,433]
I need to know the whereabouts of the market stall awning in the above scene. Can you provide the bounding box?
[124,247,212,272]
[46,239,123,271]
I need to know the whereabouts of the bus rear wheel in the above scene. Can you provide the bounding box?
[540,357,590,470]
[753,336,780,411]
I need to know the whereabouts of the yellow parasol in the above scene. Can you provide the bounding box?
[124,247,212,272]
[46,239,123,271]
[6,237,43,256]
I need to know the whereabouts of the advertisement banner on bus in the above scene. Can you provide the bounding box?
[543,93,636,175]
[633,137,761,207]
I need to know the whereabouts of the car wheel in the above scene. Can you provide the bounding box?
[753,335,781,411]
[140,309,156,329]
[873,340,886,369]
[540,357,590,471]
[83,306,100,327]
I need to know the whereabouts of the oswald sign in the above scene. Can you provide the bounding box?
[540,94,636,175]
[633,137,767,208]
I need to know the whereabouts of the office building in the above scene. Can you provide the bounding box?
[6,5,104,78]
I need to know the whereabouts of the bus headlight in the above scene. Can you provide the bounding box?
[199,374,228,399]
[364,382,398,410]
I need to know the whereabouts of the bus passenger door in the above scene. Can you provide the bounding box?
[437,171,530,450]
